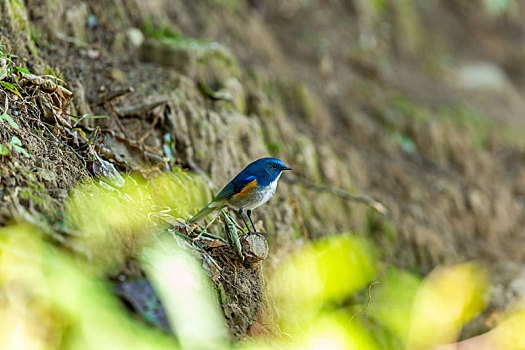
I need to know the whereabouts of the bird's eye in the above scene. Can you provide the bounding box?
[272,164,278,169]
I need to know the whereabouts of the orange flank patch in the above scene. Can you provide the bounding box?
[234,179,258,198]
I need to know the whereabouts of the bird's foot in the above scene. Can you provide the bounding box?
[241,229,264,237]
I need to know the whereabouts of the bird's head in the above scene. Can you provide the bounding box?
[250,157,292,180]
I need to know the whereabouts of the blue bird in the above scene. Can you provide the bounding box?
[189,157,292,232]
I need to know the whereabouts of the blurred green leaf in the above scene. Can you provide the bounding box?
[269,234,377,335]
[0,225,178,350]
[0,144,9,155]
[367,267,421,341]
[15,66,30,74]
[145,237,229,349]
[407,263,488,349]
[395,133,417,154]
[13,145,29,157]
[0,112,19,129]
[9,136,29,157]
[10,136,22,146]
[0,81,23,99]
[483,0,513,15]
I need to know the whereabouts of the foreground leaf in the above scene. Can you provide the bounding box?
[0,112,19,129]
[0,144,9,155]
[0,81,23,99]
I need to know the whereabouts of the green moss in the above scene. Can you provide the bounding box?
[365,208,399,260]
[141,19,181,39]
[295,85,318,124]
[142,36,241,81]
[203,0,242,12]
[437,105,492,150]
[278,80,330,129]
[500,126,525,150]
[30,26,44,46]
[389,93,431,122]
[371,0,387,13]
[391,0,427,56]
[483,0,514,16]
[8,0,33,41]
[21,189,42,203]
[387,93,520,151]
[266,142,281,154]
[1,0,38,55]
[215,282,226,304]
[382,221,398,245]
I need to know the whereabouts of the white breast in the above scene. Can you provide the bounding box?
[246,172,282,210]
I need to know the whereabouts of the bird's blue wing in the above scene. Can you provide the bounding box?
[214,174,256,200]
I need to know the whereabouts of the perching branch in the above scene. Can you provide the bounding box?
[283,175,387,215]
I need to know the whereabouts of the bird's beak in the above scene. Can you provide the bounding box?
[283,166,292,171]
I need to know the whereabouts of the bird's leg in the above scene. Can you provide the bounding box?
[239,208,251,233]
[247,209,257,233]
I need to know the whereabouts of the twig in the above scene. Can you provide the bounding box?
[192,229,227,244]
[350,281,380,322]
[169,229,222,271]
[106,102,130,139]
[115,97,170,118]
[193,214,217,241]
[40,122,87,169]
[95,86,134,105]
[283,175,387,215]
[55,33,87,47]
[138,112,161,144]
[114,134,165,162]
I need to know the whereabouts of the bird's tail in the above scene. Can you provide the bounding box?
[189,200,224,223]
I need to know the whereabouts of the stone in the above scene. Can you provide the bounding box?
[455,62,510,91]
[240,233,269,263]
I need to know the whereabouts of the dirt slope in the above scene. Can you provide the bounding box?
[1,0,525,341]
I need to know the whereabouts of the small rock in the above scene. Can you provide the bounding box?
[87,49,100,60]
[127,28,145,48]
[455,62,509,91]
[467,188,491,216]
[87,14,98,28]
[240,234,268,263]
[109,69,127,83]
